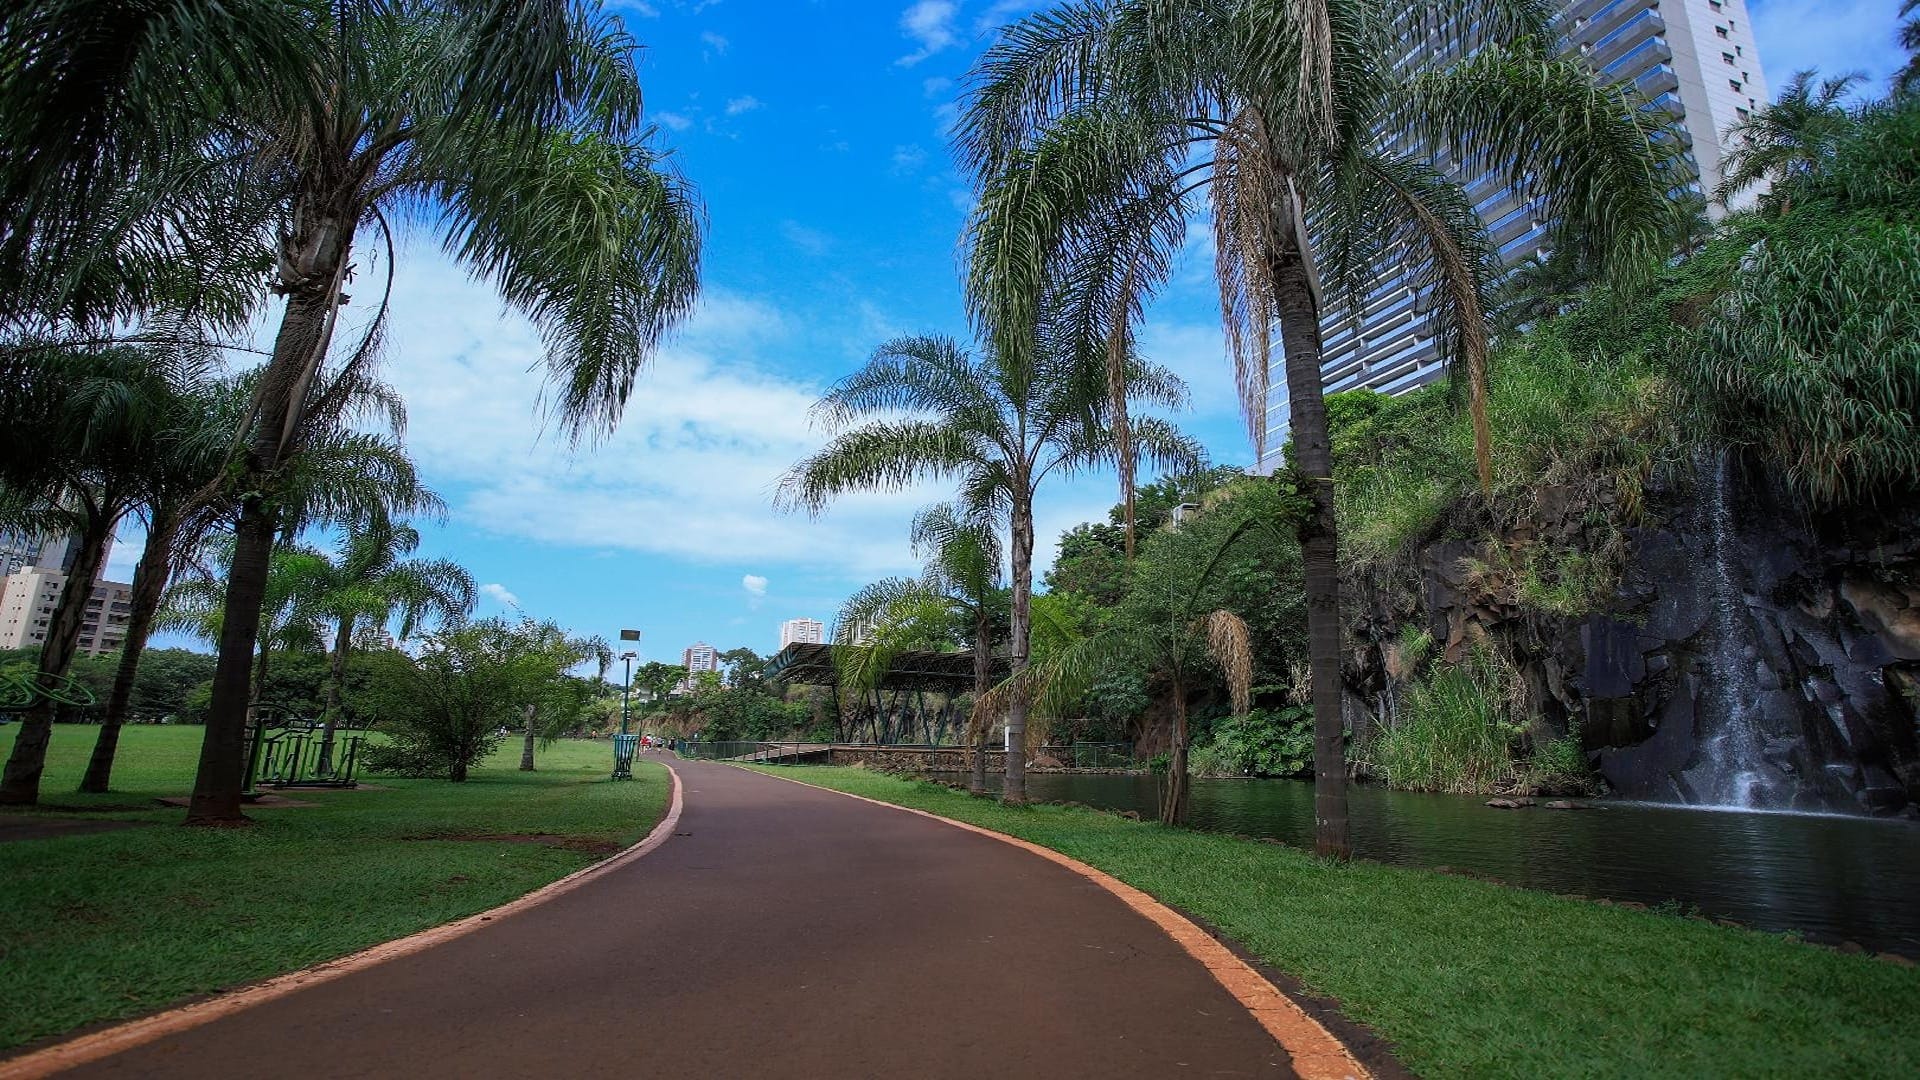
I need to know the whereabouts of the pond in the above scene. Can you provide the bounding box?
[941,771,1920,957]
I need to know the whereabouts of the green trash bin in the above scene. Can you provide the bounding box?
[612,733,640,781]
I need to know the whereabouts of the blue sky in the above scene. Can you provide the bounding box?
[125,0,1913,663]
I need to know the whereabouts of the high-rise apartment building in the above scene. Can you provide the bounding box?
[778,617,825,649]
[682,642,719,673]
[1257,0,1769,469]
[0,529,97,579]
[0,567,134,656]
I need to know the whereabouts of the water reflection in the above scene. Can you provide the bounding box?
[945,772,1920,956]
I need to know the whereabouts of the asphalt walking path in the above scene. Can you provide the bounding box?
[65,756,1292,1078]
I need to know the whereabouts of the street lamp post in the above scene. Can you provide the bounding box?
[620,651,635,735]
[612,629,642,780]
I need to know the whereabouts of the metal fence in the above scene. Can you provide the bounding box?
[673,740,1139,770]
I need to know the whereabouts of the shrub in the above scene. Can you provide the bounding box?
[1200,706,1313,778]
[1366,647,1526,793]
[1526,727,1594,794]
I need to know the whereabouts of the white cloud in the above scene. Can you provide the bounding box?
[653,110,692,132]
[103,523,146,585]
[1748,1,1907,93]
[480,582,522,609]
[974,0,1040,34]
[375,257,942,581]
[724,95,762,116]
[742,574,768,596]
[922,76,953,96]
[890,144,928,174]
[895,0,958,66]
[931,99,960,137]
[780,220,832,255]
[700,30,729,56]
[619,1,660,16]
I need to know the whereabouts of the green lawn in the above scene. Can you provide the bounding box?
[0,724,668,1051]
[750,765,1920,1080]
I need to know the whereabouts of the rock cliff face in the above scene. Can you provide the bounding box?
[1346,457,1920,815]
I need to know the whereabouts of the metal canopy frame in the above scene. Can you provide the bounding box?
[764,642,1006,694]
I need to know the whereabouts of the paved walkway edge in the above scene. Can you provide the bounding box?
[741,765,1371,1080]
[0,764,686,1080]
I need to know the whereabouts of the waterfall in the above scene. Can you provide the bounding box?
[1689,451,1787,809]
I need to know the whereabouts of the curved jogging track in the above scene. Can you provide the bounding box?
[5,755,1369,1079]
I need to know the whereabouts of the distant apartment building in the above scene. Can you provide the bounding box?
[676,641,721,695]
[1257,0,1770,468]
[0,567,134,656]
[778,617,824,649]
[683,642,719,673]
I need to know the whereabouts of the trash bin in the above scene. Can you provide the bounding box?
[611,733,641,780]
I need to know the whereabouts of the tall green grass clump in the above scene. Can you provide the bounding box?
[1367,645,1525,793]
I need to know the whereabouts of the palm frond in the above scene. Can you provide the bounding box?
[437,128,703,444]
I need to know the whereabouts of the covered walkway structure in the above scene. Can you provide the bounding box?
[764,641,1007,745]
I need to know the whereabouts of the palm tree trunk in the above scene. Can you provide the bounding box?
[187,239,344,824]
[187,498,278,823]
[1003,497,1034,805]
[1271,245,1352,860]
[1162,682,1190,826]
[519,703,537,770]
[317,618,351,774]
[79,511,178,793]
[970,608,990,796]
[0,512,115,804]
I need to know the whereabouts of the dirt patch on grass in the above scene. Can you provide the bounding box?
[154,794,318,809]
[402,832,623,856]
[0,816,153,843]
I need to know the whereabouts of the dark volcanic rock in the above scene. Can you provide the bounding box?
[1349,455,1920,815]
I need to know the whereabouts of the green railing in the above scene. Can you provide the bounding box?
[0,668,97,715]
[673,740,1140,770]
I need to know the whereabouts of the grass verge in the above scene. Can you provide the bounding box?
[748,765,1920,1080]
[0,724,668,1052]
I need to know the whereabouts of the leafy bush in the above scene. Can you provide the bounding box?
[1674,214,1920,504]
[362,619,580,782]
[1195,706,1313,778]
[1330,331,1676,578]
[1526,727,1594,794]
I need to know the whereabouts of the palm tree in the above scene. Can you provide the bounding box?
[1898,1,1919,97]
[161,540,331,723]
[1017,597,1251,826]
[779,334,1200,804]
[308,520,476,774]
[79,353,440,793]
[835,502,1005,793]
[1716,70,1866,214]
[114,3,702,825]
[0,343,206,804]
[960,0,1682,856]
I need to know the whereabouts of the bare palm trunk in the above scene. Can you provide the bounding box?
[1271,247,1352,860]
[188,259,342,824]
[1003,497,1034,805]
[80,512,178,793]
[317,618,351,774]
[970,607,990,796]
[0,515,114,804]
[519,703,537,770]
[1161,682,1190,826]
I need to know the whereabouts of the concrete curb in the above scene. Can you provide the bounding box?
[0,762,685,1080]
[736,764,1372,1080]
